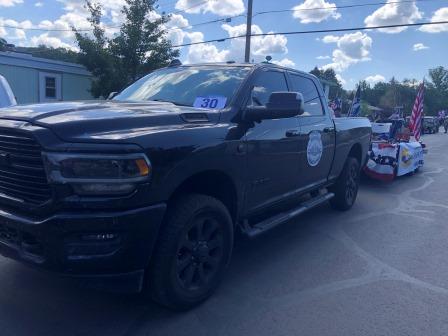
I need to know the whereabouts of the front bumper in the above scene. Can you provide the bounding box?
[0,203,166,292]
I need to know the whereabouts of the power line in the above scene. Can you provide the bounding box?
[166,0,441,31]
[253,0,445,17]
[171,21,448,48]
[0,0,445,33]
[165,14,246,32]
[156,0,182,8]
[171,0,446,30]
[0,0,217,32]
[0,25,89,32]
[169,0,211,15]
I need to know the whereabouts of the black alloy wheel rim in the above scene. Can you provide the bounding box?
[176,214,224,291]
[346,163,358,205]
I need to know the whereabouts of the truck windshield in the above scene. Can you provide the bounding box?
[114,66,250,108]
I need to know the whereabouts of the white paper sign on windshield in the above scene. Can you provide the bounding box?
[193,96,227,109]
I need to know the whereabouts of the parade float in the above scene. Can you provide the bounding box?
[363,82,427,182]
[364,119,425,182]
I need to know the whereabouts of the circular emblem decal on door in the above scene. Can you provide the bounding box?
[307,131,323,167]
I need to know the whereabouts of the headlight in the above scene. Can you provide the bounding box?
[43,153,151,196]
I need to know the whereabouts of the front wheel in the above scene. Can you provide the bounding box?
[329,157,360,211]
[146,194,233,310]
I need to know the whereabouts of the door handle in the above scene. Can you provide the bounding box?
[323,127,335,133]
[286,130,300,137]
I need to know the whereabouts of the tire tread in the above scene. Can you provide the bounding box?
[147,193,232,310]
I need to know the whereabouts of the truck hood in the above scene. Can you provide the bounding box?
[0,101,219,142]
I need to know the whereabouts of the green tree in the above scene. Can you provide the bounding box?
[426,66,448,115]
[74,0,179,98]
[309,66,344,100]
[429,66,448,92]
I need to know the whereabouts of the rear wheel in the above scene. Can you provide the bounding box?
[330,157,360,211]
[146,194,233,310]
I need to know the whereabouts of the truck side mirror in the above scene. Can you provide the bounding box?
[245,92,305,122]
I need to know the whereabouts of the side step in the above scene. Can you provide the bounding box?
[243,192,334,239]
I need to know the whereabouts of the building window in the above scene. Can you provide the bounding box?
[45,77,57,99]
[39,72,61,102]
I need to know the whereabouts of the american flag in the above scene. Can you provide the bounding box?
[329,98,341,111]
[409,83,425,141]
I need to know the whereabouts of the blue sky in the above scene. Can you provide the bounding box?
[1,0,447,88]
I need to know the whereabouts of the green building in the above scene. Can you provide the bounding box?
[0,51,93,105]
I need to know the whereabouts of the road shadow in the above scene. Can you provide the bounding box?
[0,203,352,336]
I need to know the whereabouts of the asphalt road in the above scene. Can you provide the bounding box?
[1,131,448,336]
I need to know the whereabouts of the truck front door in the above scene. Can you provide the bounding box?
[288,73,336,190]
[243,68,302,214]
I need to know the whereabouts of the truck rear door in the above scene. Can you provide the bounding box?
[288,73,336,190]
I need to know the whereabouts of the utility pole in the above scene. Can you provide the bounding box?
[244,0,253,63]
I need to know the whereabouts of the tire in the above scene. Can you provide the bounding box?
[329,157,360,211]
[146,194,233,311]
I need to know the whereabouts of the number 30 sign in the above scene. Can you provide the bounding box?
[193,96,227,109]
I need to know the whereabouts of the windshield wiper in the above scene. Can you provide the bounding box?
[150,99,191,107]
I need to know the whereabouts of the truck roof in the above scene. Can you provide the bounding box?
[170,62,315,79]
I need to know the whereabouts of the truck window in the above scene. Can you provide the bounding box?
[248,71,288,107]
[289,74,324,116]
[115,66,250,108]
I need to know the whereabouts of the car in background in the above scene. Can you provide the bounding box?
[0,75,17,108]
[422,116,439,134]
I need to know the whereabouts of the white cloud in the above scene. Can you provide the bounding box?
[0,18,32,41]
[292,0,341,24]
[54,1,132,39]
[420,7,448,33]
[273,58,296,68]
[413,43,429,51]
[0,0,190,52]
[175,0,245,16]
[322,32,373,72]
[58,0,126,14]
[365,74,385,84]
[36,0,181,47]
[0,0,22,7]
[0,18,32,29]
[165,14,189,46]
[184,32,230,63]
[38,12,92,40]
[336,74,346,85]
[167,13,189,29]
[316,55,331,60]
[30,1,168,48]
[183,23,290,64]
[364,0,422,33]
[221,24,288,62]
[30,33,77,50]
[321,35,340,43]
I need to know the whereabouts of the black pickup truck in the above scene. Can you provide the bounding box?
[0,62,371,310]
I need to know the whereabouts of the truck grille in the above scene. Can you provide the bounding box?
[0,128,51,206]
